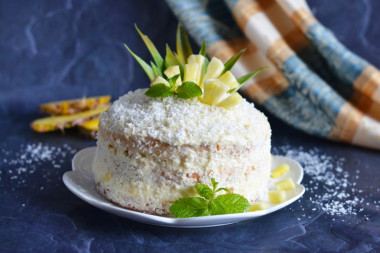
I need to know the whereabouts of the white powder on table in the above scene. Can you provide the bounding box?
[1,143,77,190]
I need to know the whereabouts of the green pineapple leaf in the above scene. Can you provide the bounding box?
[124,44,155,81]
[135,24,164,72]
[176,23,193,63]
[165,44,180,68]
[174,52,185,80]
[199,40,207,57]
[222,49,246,75]
[151,62,162,77]
[229,66,268,93]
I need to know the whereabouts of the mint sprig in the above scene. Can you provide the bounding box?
[145,75,202,99]
[176,81,202,99]
[169,178,250,218]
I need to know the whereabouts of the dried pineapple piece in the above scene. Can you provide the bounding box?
[39,95,111,115]
[218,71,239,89]
[31,106,108,133]
[202,79,230,105]
[271,164,290,178]
[249,202,268,212]
[217,93,243,109]
[275,178,296,191]
[268,190,286,204]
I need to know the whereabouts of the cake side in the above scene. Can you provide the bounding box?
[93,128,271,215]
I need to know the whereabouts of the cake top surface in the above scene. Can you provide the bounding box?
[99,89,271,146]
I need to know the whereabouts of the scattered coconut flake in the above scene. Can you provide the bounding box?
[0,143,77,191]
[273,145,379,220]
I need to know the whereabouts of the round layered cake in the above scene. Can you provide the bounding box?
[93,89,272,216]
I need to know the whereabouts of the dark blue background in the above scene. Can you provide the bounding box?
[0,0,379,252]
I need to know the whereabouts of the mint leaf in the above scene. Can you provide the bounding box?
[145,83,174,98]
[211,178,218,191]
[195,183,214,200]
[168,74,180,87]
[176,81,203,99]
[215,187,229,193]
[208,193,250,215]
[169,197,209,218]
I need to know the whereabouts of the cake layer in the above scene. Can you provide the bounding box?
[93,128,271,216]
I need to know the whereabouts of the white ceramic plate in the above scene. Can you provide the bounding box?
[63,147,305,228]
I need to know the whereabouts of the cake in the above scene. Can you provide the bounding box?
[92,24,271,216]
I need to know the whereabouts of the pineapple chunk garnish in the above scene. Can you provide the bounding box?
[217,93,243,109]
[202,79,230,105]
[164,65,181,88]
[268,190,286,204]
[271,164,290,178]
[151,76,170,87]
[203,57,224,81]
[275,178,296,191]
[249,202,268,212]
[188,55,205,69]
[218,71,239,89]
[184,63,201,84]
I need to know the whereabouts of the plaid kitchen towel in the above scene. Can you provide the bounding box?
[165,0,380,150]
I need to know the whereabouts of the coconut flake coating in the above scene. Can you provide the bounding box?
[99,89,271,146]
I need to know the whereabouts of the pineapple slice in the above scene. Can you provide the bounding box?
[202,79,230,105]
[78,118,100,139]
[268,190,286,204]
[218,71,239,89]
[203,57,224,81]
[249,202,268,212]
[275,178,296,191]
[164,65,182,88]
[184,63,201,85]
[217,93,243,109]
[39,95,111,115]
[31,106,108,133]
[151,76,170,86]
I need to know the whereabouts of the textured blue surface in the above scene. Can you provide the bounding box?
[0,0,380,252]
